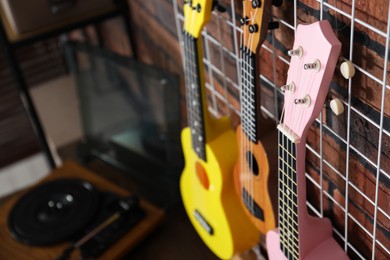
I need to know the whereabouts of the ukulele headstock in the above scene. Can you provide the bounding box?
[280,21,341,141]
[183,0,213,38]
[241,0,272,53]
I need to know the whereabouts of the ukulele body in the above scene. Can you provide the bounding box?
[266,140,348,260]
[180,117,259,259]
[233,124,276,234]
[266,228,348,260]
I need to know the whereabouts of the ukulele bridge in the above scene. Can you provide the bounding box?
[242,188,264,221]
[194,209,214,235]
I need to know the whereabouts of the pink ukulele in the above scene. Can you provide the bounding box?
[266,21,349,260]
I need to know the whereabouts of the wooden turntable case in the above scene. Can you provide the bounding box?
[0,161,164,260]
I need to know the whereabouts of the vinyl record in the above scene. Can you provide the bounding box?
[8,178,99,246]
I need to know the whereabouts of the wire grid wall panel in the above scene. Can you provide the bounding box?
[173,0,389,259]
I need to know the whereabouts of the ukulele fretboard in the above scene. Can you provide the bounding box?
[183,32,206,161]
[278,128,299,260]
[240,47,258,143]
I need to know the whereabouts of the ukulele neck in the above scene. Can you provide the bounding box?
[277,124,300,259]
[183,32,208,161]
[240,46,259,143]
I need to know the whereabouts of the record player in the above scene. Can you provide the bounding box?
[0,161,164,260]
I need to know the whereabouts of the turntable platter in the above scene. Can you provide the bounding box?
[8,178,99,245]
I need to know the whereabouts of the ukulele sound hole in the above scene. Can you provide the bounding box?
[246,151,259,176]
[195,162,210,190]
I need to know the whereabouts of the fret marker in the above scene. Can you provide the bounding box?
[281,82,295,93]
[198,136,203,141]
[196,147,201,152]
[287,209,290,215]
[304,59,321,72]
[194,121,198,126]
[294,95,311,107]
[192,101,197,106]
[192,129,196,134]
[191,84,196,89]
[286,189,290,195]
[288,46,303,58]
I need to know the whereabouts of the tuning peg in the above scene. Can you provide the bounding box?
[212,1,226,13]
[248,24,259,33]
[294,95,311,107]
[281,82,295,93]
[304,59,321,72]
[240,16,249,26]
[330,98,344,115]
[192,3,201,12]
[252,0,261,8]
[268,21,279,30]
[288,46,303,58]
[272,0,283,7]
[340,60,355,79]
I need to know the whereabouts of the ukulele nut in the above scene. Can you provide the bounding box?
[294,95,311,107]
[304,59,321,72]
[287,46,303,58]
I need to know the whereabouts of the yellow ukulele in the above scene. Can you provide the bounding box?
[233,0,281,234]
[179,1,259,259]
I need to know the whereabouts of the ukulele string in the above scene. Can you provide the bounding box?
[277,126,283,257]
[184,31,196,209]
[189,8,197,210]
[289,50,317,259]
[283,43,300,259]
[249,6,258,216]
[281,122,289,258]
[241,2,249,213]
[292,66,318,257]
[248,54,253,210]
[243,47,248,209]
[240,2,246,208]
[295,62,317,139]
[285,50,299,259]
[244,35,251,212]
[245,37,251,215]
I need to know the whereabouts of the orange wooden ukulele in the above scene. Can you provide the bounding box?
[233,0,281,234]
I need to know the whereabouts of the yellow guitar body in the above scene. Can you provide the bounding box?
[180,117,259,259]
